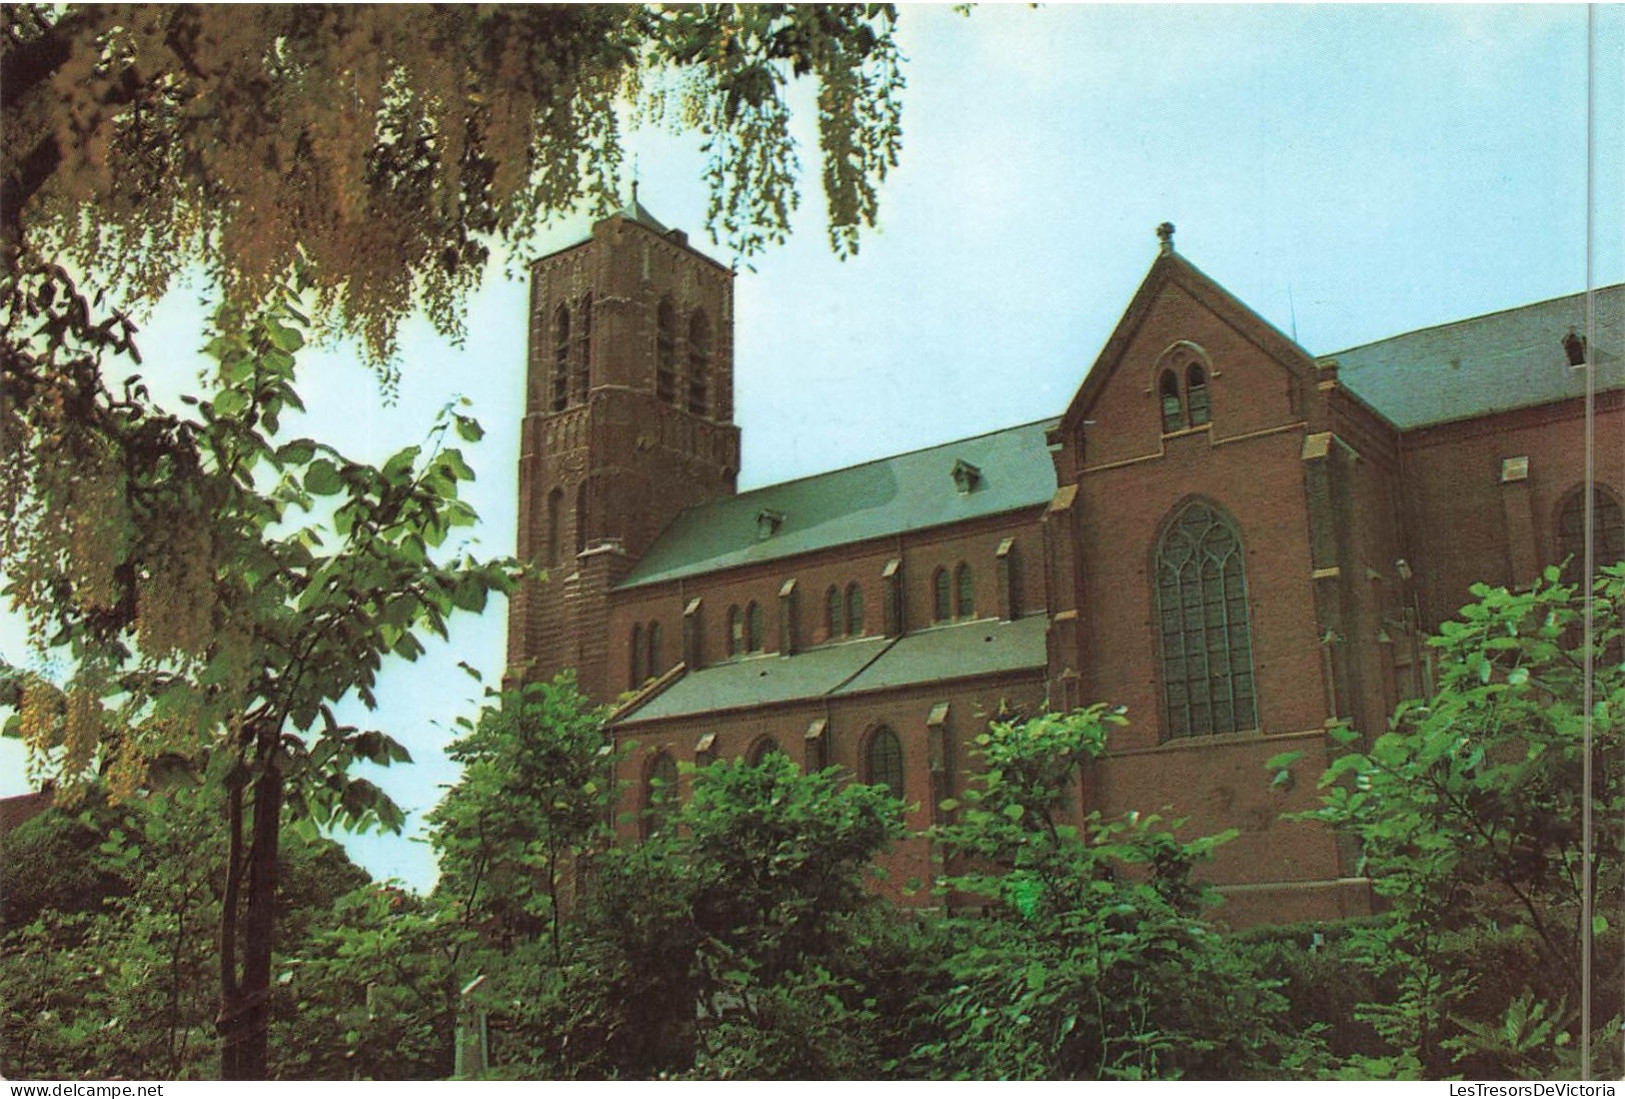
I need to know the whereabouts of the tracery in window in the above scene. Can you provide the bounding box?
[1156,500,1257,737]
[688,310,711,417]
[1155,344,1215,434]
[865,726,904,796]
[656,298,677,404]
[955,563,975,618]
[551,305,570,412]
[845,582,865,636]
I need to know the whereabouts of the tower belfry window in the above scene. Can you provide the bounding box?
[656,298,677,403]
[688,311,711,417]
[573,293,593,405]
[552,305,571,412]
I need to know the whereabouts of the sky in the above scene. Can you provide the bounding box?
[3,4,1622,891]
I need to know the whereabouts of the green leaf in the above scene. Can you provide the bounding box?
[304,459,343,496]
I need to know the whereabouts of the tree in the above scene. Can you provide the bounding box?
[0,4,911,1078]
[2,4,904,361]
[0,781,373,1080]
[1,268,515,1077]
[1288,565,1625,1078]
[920,707,1317,1080]
[427,673,612,965]
[466,752,907,1078]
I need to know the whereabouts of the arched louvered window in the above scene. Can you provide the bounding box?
[1558,486,1625,583]
[656,298,677,404]
[1160,369,1183,433]
[1156,500,1257,737]
[1187,363,1210,426]
[573,293,593,405]
[747,737,783,766]
[647,621,663,678]
[688,310,711,417]
[825,585,841,640]
[845,582,864,636]
[645,752,679,838]
[865,726,904,796]
[933,567,951,622]
[552,305,571,412]
[545,487,563,567]
[728,605,744,656]
[955,563,975,618]
[746,601,764,652]
[630,624,645,687]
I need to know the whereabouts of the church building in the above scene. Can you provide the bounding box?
[505,203,1623,926]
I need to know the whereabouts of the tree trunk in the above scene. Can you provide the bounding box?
[218,761,283,1079]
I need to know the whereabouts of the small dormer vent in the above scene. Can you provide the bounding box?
[1563,329,1587,368]
[756,509,785,540]
[951,459,982,494]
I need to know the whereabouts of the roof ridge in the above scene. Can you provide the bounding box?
[1330,283,1625,359]
[730,415,1060,500]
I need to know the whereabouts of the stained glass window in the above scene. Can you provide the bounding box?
[1157,501,1257,737]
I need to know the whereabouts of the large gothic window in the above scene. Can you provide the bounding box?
[1558,485,1625,583]
[551,305,570,412]
[865,726,904,796]
[1156,500,1257,737]
[845,582,865,636]
[630,624,645,687]
[656,298,677,404]
[688,310,711,417]
[647,620,663,678]
[825,585,841,640]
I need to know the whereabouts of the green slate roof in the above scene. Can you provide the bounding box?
[618,418,1060,589]
[831,615,1049,697]
[1331,284,1624,430]
[615,615,1049,726]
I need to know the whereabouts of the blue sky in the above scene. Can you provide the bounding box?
[3,4,1621,890]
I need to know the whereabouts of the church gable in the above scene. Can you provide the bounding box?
[1057,235,1320,472]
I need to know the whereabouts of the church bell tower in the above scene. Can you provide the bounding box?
[506,201,741,700]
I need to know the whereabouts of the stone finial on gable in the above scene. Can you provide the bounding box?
[1156,221,1176,255]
